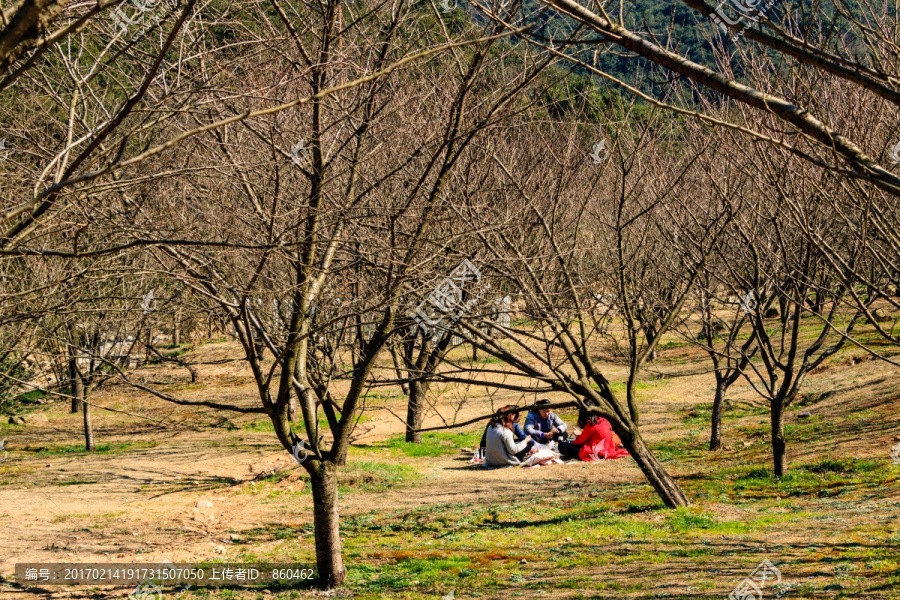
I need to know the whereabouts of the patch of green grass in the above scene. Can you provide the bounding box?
[666,508,716,532]
[737,467,771,480]
[459,354,505,364]
[164,347,191,358]
[240,462,418,499]
[242,419,277,433]
[243,414,369,434]
[256,470,300,484]
[723,457,889,500]
[244,464,420,499]
[52,513,91,522]
[55,478,102,486]
[339,461,419,492]
[623,501,667,513]
[608,379,663,394]
[783,418,840,444]
[361,391,404,402]
[803,458,879,475]
[658,339,690,350]
[682,400,768,426]
[31,440,158,456]
[651,438,706,462]
[377,431,478,457]
[1,388,50,416]
[15,389,48,403]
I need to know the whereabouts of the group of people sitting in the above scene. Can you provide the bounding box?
[479,399,630,468]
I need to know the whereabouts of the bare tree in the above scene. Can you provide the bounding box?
[414,106,735,507]
[722,165,862,475]
[62,2,551,583]
[486,0,900,197]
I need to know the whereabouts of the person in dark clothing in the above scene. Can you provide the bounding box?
[524,399,569,443]
[557,407,589,461]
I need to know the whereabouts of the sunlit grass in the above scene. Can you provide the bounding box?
[30,440,159,456]
[374,431,479,458]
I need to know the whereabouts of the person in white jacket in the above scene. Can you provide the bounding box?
[484,405,533,467]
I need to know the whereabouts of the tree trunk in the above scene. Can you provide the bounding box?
[287,391,299,423]
[618,425,689,507]
[642,325,658,363]
[54,360,67,394]
[254,334,266,361]
[771,400,787,476]
[388,344,409,395]
[173,309,181,346]
[405,381,424,443]
[709,380,725,451]
[68,358,83,413]
[310,463,346,588]
[82,396,95,451]
[626,378,639,425]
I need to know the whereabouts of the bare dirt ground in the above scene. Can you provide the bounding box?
[2,339,899,600]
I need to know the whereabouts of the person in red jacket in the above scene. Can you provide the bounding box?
[557,407,630,461]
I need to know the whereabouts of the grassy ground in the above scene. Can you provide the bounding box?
[1,328,900,599]
[223,443,900,599]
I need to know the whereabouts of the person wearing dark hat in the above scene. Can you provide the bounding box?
[524,399,569,444]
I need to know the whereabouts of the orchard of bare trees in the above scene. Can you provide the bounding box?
[2,0,900,596]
